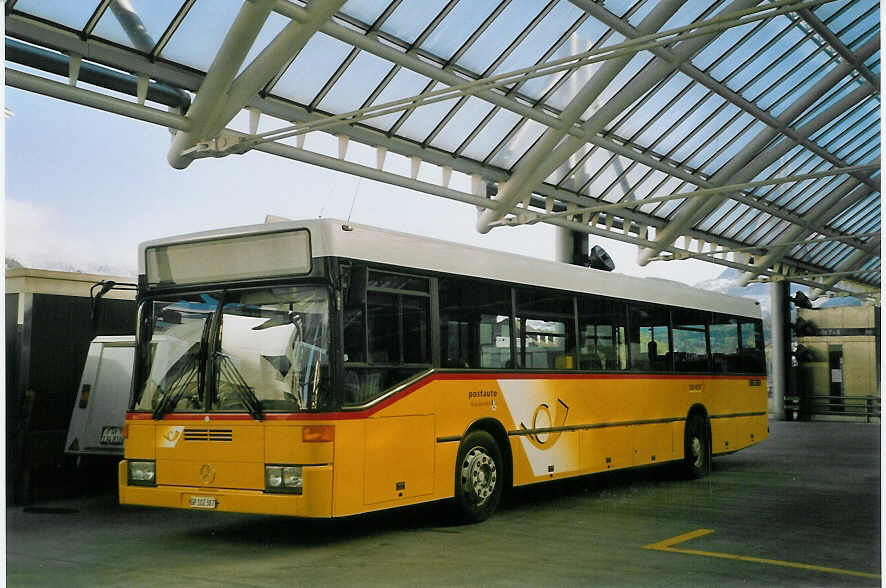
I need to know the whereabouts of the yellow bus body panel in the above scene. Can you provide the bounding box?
[120,373,767,517]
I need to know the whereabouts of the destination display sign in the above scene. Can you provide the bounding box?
[146,229,311,287]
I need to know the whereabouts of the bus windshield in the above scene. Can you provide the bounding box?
[134,286,332,416]
[215,286,330,412]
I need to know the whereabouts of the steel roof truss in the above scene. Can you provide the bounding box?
[82,0,112,40]
[5,17,876,292]
[796,7,879,88]
[151,0,196,60]
[574,0,881,192]
[6,66,190,130]
[426,12,591,150]
[6,0,879,293]
[169,0,347,169]
[477,0,721,233]
[508,163,877,227]
[241,28,726,151]
[164,0,277,168]
[637,48,879,266]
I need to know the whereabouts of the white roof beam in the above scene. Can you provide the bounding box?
[528,164,877,224]
[581,134,843,240]
[165,0,276,168]
[208,0,345,140]
[661,231,879,262]
[273,1,707,143]
[168,0,344,169]
[473,0,707,233]
[6,67,191,131]
[424,13,590,149]
[271,0,846,191]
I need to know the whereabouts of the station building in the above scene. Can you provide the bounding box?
[793,305,880,421]
[6,267,137,503]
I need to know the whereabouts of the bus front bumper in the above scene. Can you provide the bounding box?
[118,461,333,517]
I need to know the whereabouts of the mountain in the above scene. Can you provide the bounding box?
[692,268,866,350]
[4,256,135,278]
[693,268,863,313]
[693,268,771,314]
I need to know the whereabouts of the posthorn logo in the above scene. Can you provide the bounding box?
[199,464,216,484]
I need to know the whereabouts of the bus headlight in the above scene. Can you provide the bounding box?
[283,466,302,489]
[265,465,302,494]
[266,466,283,489]
[128,460,156,486]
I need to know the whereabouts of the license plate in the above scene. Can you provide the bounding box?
[188,496,217,509]
[99,426,124,445]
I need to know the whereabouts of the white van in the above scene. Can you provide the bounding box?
[65,336,135,457]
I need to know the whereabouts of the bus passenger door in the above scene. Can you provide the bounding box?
[364,415,434,505]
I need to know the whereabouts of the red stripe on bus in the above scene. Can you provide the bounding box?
[431,372,760,381]
[126,371,764,422]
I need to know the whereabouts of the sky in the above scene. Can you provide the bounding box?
[4,86,728,288]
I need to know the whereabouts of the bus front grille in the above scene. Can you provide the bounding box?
[183,428,233,442]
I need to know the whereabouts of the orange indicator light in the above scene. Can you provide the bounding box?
[302,425,334,443]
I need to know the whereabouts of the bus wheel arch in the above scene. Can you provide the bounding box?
[454,420,509,523]
[464,418,513,490]
[683,405,711,478]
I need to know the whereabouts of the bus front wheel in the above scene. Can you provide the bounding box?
[683,415,710,479]
[454,431,503,522]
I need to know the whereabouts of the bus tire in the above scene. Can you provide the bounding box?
[683,414,710,479]
[454,431,503,523]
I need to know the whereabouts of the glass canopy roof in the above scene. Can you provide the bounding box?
[5,0,880,299]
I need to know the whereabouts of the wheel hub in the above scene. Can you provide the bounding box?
[690,436,703,468]
[461,446,497,505]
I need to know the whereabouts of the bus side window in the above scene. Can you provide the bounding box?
[343,269,432,404]
[515,287,576,370]
[629,304,672,372]
[439,277,513,369]
[578,295,627,371]
[672,308,710,373]
[710,314,740,373]
[740,320,765,373]
[367,292,399,363]
[364,273,431,366]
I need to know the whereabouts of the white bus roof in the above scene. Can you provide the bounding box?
[139,219,761,319]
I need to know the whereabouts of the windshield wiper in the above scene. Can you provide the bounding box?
[216,352,264,421]
[152,351,199,420]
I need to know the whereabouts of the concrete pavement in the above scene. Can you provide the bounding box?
[6,420,880,586]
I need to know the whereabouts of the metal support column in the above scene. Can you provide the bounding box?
[770,280,791,421]
[555,227,588,266]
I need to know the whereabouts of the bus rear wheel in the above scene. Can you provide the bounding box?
[683,414,710,479]
[454,431,503,523]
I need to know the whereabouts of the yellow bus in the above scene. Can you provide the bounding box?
[120,219,767,522]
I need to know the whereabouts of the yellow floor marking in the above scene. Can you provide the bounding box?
[644,529,880,580]
[644,528,715,550]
